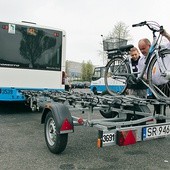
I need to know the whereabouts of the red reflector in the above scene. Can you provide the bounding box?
[2,25,8,30]
[60,118,73,131]
[77,117,84,125]
[54,32,59,37]
[117,130,136,146]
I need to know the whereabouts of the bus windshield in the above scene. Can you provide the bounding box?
[92,67,105,81]
[0,22,62,71]
[90,66,126,94]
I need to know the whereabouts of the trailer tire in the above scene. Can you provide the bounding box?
[44,111,68,154]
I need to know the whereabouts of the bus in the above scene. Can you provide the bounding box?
[90,66,152,96]
[90,66,126,94]
[90,66,105,94]
[0,21,66,101]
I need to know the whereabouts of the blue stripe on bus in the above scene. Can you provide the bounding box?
[0,87,64,101]
[90,85,124,93]
[90,85,152,96]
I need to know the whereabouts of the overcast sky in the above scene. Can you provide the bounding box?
[1,0,170,66]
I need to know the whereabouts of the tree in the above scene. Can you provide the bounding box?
[108,21,130,40]
[81,60,94,81]
[81,61,86,80]
[86,61,94,81]
[100,21,131,64]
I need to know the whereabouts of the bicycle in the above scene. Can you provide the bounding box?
[104,21,170,100]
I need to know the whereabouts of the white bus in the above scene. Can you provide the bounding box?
[90,66,125,94]
[0,21,66,101]
[90,66,152,96]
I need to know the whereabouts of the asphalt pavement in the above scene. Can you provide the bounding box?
[0,90,170,170]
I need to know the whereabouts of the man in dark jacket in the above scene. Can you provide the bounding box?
[127,47,147,98]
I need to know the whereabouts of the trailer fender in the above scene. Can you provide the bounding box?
[41,102,74,134]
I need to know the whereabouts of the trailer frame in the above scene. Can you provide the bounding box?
[22,90,170,154]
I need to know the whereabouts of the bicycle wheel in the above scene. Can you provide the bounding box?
[104,56,130,95]
[147,49,170,99]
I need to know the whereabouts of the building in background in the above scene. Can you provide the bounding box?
[66,60,82,80]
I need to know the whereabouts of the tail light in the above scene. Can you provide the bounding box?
[2,25,8,30]
[117,129,136,146]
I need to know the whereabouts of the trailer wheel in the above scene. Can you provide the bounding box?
[44,111,68,154]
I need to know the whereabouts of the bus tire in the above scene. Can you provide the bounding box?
[44,111,68,154]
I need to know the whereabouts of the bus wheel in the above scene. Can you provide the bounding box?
[100,110,118,118]
[44,111,68,154]
[92,87,97,95]
[101,90,110,95]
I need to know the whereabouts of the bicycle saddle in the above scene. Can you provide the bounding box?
[107,44,134,52]
[107,44,134,58]
[119,44,134,52]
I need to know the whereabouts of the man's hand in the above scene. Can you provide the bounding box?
[161,29,170,42]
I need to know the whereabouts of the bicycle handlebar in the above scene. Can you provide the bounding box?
[132,21,163,33]
[132,21,147,27]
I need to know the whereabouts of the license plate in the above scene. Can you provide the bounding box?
[143,124,170,140]
[102,132,115,146]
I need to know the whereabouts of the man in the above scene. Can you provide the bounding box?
[138,30,170,72]
[138,38,151,75]
[138,30,170,115]
[64,73,71,91]
[130,47,140,74]
[127,47,147,98]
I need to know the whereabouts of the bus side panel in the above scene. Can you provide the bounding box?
[0,68,65,89]
[90,77,125,94]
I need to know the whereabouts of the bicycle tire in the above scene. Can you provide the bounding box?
[104,56,130,95]
[147,49,170,99]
